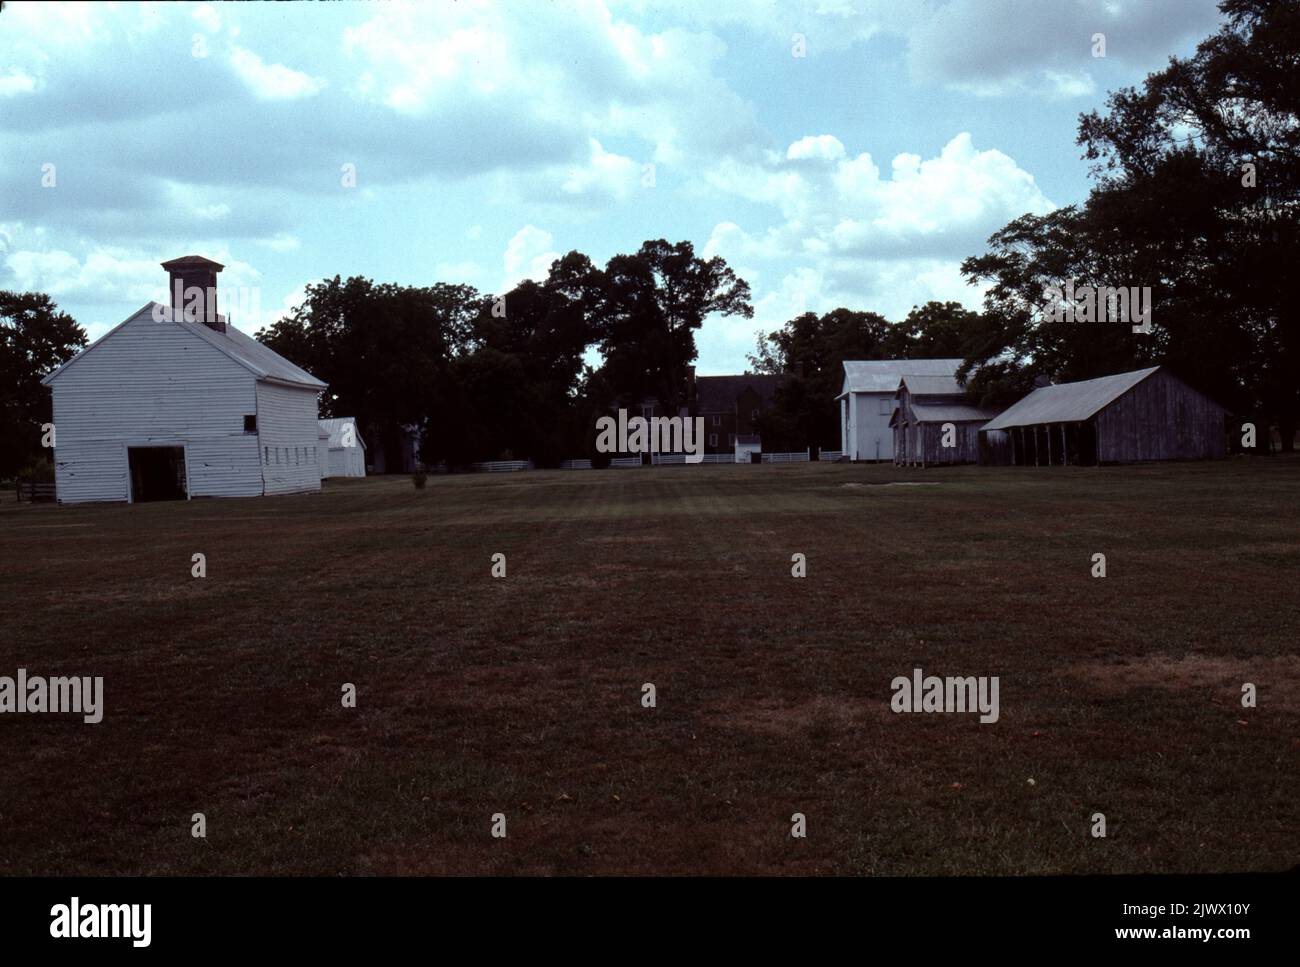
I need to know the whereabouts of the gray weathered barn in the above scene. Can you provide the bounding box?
[890,373,1002,467]
[978,366,1227,466]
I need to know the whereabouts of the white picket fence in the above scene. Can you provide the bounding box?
[470,451,842,472]
[470,460,533,473]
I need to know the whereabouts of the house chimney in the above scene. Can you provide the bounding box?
[161,255,225,333]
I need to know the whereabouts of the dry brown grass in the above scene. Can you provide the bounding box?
[0,457,1297,875]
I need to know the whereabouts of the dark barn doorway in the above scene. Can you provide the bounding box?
[128,446,187,502]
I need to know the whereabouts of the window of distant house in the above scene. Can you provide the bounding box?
[263,446,269,464]
[712,415,721,426]
[243,414,257,433]
[709,434,718,447]
[751,409,759,420]
[879,398,891,415]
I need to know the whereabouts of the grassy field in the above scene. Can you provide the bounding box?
[1,458,1297,876]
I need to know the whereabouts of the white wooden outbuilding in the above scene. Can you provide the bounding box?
[318,417,366,478]
[837,359,963,461]
[40,256,328,504]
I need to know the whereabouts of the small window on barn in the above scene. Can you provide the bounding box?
[263,446,269,464]
[709,433,718,447]
[243,414,257,433]
[751,408,759,420]
[879,398,891,415]
[728,433,735,446]
[712,415,721,426]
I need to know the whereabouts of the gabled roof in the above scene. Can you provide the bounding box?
[319,417,367,450]
[42,302,325,390]
[981,367,1160,431]
[899,373,965,397]
[910,402,1003,424]
[839,358,962,396]
[695,373,785,412]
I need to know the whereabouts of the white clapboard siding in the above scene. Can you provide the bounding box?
[257,381,323,495]
[49,308,265,502]
[327,446,365,477]
[53,441,129,503]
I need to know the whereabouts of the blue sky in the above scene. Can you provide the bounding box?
[0,0,1223,373]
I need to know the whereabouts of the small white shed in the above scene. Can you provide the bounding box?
[319,417,366,477]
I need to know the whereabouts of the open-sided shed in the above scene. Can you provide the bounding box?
[978,366,1227,466]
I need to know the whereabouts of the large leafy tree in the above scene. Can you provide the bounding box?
[594,239,752,413]
[428,253,600,467]
[258,277,478,468]
[0,292,86,478]
[1081,0,1300,447]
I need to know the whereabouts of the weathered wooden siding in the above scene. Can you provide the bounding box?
[49,309,263,503]
[257,381,323,495]
[894,384,983,466]
[918,421,982,465]
[1094,368,1226,463]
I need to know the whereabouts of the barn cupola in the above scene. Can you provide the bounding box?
[161,255,226,333]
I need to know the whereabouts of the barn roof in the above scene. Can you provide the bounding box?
[981,366,1160,431]
[839,358,962,395]
[41,302,325,390]
[695,374,785,412]
[899,373,965,396]
[319,417,367,450]
[181,310,325,390]
[910,402,1003,423]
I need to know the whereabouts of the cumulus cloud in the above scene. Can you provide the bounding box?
[698,131,1047,352]
[906,0,1221,97]
[502,226,560,290]
[229,46,324,100]
[706,131,1053,259]
[561,139,643,203]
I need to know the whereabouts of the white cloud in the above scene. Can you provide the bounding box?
[502,226,560,290]
[0,68,37,96]
[561,138,642,203]
[786,135,846,162]
[254,233,302,253]
[192,3,223,34]
[229,46,324,100]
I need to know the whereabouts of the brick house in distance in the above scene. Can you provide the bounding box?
[692,373,786,456]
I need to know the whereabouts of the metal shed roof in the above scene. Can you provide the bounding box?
[910,402,1003,423]
[840,358,962,395]
[981,366,1160,431]
[899,373,965,396]
[319,417,366,450]
[41,302,326,391]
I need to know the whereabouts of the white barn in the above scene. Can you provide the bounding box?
[41,256,328,504]
[837,359,963,461]
[319,417,366,478]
